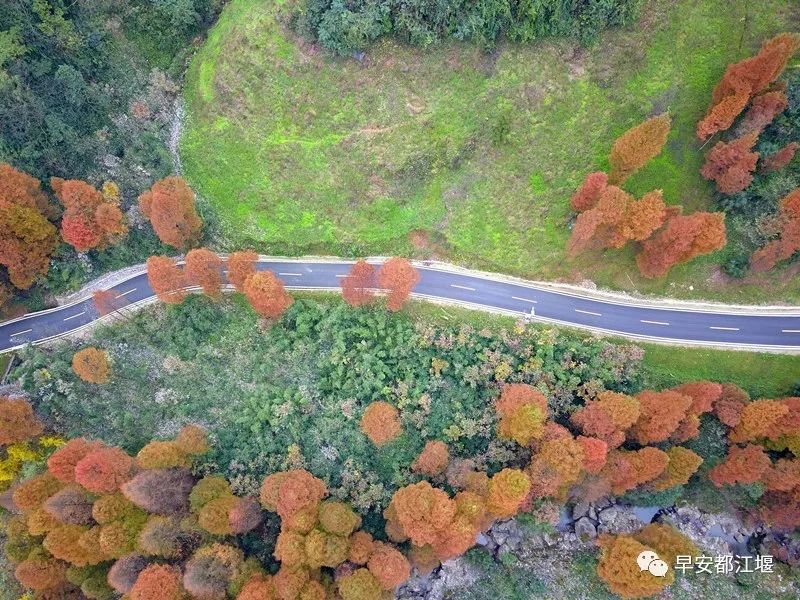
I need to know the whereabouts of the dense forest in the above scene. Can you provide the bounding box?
[290,0,643,54]
[0,1,221,306]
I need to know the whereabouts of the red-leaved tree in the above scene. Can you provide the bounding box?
[636,212,726,278]
[700,133,760,194]
[750,188,800,272]
[341,260,377,307]
[51,178,126,252]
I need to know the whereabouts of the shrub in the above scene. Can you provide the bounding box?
[596,533,671,598]
[122,468,195,515]
[411,441,449,476]
[44,486,95,525]
[486,469,531,519]
[360,402,402,447]
[130,564,185,600]
[71,348,111,384]
[367,541,411,590]
[337,568,383,600]
[107,553,149,594]
[0,397,43,445]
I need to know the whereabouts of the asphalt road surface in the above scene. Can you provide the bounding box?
[1,259,800,353]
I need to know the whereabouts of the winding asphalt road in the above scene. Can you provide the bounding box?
[1,259,800,353]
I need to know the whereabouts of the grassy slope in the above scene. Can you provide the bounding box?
[182,0,799,303]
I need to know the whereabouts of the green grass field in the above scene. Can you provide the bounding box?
[182,0,799,303]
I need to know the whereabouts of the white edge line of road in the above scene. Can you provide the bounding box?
[3,285,800,355]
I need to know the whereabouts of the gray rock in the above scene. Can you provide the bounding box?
[598,506,619,524]
[572,501,590,520]
[574,517,597,540]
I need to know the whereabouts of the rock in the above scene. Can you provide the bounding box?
[476,533,490,547]
[574,517,597,540]
[598,506,619,524]
[588,506,598,521]
[572,501,590,520]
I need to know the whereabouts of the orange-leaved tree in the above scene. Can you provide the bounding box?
[494,383,549,446]
[570,391,640,449]
[608,113,671,185]
[377,257,419,311]
[0,163,58,289]
[138,176,202,249]
[708,443,772,486]
[72,347,112,384]
[412,440,450,476]
[697,33,800,140]
[146,255,187,305]
[242,270,293,318]
[0,397,43,445]
[226,250,258,291]
[360,401,402,447]
[184,247,223,300]
[92,289,129,316]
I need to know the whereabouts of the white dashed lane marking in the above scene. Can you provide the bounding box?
[782,329,800,333]
[709,326,740,331]
[278,272,303,277]
[10,329,32,337]
[511,296,537,304]
[450,284,476,291]
[115,288,136,299]
[641,320,669,326]
[575,309,602,317]
[63,311,86,322]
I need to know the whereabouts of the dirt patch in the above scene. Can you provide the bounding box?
[408,229,430,249]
